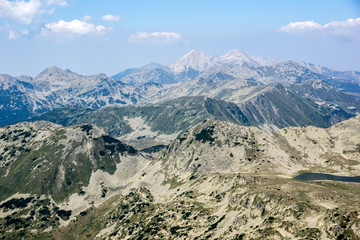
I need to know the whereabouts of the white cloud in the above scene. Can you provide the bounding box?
[8,30,16,39]
[42,19,109,36]
[279,18,360,38]
[279,21,322,32]
[102,14,121,22]
[45,0,67,7]
[324,18,360,36]
[0,0,67,24]
[82,15,92,21]
[128,32,182,44]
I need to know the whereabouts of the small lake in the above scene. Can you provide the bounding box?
[294,173,360,183]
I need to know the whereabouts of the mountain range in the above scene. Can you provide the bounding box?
[1,50,360,133]
[2,49,360,239]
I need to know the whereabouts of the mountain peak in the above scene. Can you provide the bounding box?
[140,62,164,71]
[34,66,81,84]
[223,49,247,57]
[168,49,213,73]
[183,49,206,57]
[40,66,64,74]
[215,49,259,67]
[17,75,33,82]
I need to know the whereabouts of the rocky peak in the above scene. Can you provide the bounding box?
[34,66,80,84]
[214,49,260,67]
[168,49,213,73]
[139,62,164,71]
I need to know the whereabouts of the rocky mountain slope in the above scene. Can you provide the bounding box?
[33,91,355,150]
[0,116,360,239]
[0,74,48,126]
[300,61,360,96]
[32,96,251,148]
[0,122,139,202]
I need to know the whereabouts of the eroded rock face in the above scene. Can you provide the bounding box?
[1,116,360,239]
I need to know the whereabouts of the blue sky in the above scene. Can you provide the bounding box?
[0,0,359,76]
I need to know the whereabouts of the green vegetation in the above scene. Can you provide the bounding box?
[0,124,136,203]
[195,126,215,143]
[32,96,252,140]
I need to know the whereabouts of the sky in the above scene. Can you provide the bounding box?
[0,0,359,77]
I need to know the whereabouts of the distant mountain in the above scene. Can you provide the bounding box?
[112,50,281,87]
[112,68,138,80]
[33,88,354,149]
[32,96,251,148]
[1,49,360,129]
[213,49,260,67]
[119,67,176,86]
[168,49,213,77]
[0,74,48,126]
[300,61,360,97]
[111,49,360,98]
[252,61,328,85]
[32,66,135,108]
[235,83,354,129]
[150,74,356,130]
[300,61,360,82]
[251,55,281,66]
[288,78,360,115]
[0,68,144,126]
[112,63,165,81]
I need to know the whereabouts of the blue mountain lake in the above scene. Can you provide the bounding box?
[294,173,360,183]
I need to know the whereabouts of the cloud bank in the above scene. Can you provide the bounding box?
[279,18,360,39]
[128,32,182,44]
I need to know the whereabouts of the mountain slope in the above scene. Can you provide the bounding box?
[288,79,360,114]
[2,116,360,239]
[32,84,355,151]
[32,96,251,148]
[0,121,138,203]
[157,78,355,130]
[254,61,329,84]
[235,83,355,129]
[32,67,138,108]
[0,121,148,239]
[0,74,49,126]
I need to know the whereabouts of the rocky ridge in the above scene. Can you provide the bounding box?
[0,116,360,239]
